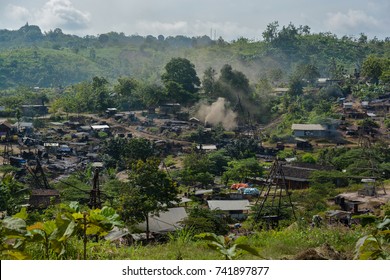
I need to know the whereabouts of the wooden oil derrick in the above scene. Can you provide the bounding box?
[88,168,102,209]
[2,142,13,165]
[357,132,386,195]
[253,159,296,228]
[27,157,50,189]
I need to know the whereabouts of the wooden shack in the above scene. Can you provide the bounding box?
[29,189,60,208]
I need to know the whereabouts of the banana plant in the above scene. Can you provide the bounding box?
[195,232,262,260]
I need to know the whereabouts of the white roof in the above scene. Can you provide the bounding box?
[194,189,213,195]
[272,88,289,92]
[196,144,217,150]
[44,142,59,147]
[361,178,375,183]
[13,122,33,128]
[317,78,329,83]
[291,124,327,131]
[91,125,110,130]
[207,200,250,211]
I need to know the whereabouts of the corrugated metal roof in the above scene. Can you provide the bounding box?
[207,200,250,211]
[13,122,33,128]
[291,124,327,131]
[137,207,188,233]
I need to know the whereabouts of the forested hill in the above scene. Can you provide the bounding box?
[0,23,389,89]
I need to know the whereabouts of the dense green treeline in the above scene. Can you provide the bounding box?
[1,23,390,89]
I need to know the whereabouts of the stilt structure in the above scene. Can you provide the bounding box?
[2,142,13,165]
[27,157,50,189]
[253,159,296,228]
[88,168,102,209]
[358,132,386,195]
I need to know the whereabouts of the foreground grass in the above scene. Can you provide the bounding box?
[23,224,363,260]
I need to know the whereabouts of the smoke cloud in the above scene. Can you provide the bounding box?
[196,97,237,130]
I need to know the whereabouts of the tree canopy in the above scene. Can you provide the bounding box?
[161,57,200,105]
[118,159,179,237]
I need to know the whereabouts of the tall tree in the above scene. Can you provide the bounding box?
[119,159,179,239]
[180,150,214,186]
[201,67,217,98]
[161,57,200,105]
[361,55,384,84]
[288,75,304,96]
[136,83,167,109]
[113,77,140,110]
[262,21,279,43]
[222,158,263,184]
[92,76,111,112]
[296,63,320,84]
[103,137,156,168]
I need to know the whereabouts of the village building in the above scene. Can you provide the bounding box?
[294,137,313,150]
[105,107,118,117]
[159,103,181,115]
[196,144,218,152]
[0,121,13,138]
[317,78,342,87]
[369,98,390,116]
[29,189,60,208]
[342,102,354,110]
[207,200,250,220]
[136,207,188,234]
[12,122,34,135]
[291,124,330,138]
[271,88,289,96]
[276,162,336,189]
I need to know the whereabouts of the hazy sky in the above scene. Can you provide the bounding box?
[1,0,389,41]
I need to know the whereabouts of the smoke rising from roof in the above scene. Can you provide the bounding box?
[196,97,237,130]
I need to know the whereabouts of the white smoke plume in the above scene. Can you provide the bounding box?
[196,97,237,130]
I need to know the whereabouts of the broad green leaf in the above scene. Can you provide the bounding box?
[13,208,28,220]
[52,214,76,242]
[377,218,390,230]
[50,239,65,256]
[207,243,222,251]
[100,206,116,217]
[27,222,44,231]
[72,212,84,220]
[58,220,76,242]
[195,233,220,242]
[30,230,45,241]
[86,224,104,236]
[43,220,57,235]
[226,244,238,258]
[2,250,29,260]
[355,235,382,260]
[2,217,27,235]
[68,201,80,213]
[235,243,262,258]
